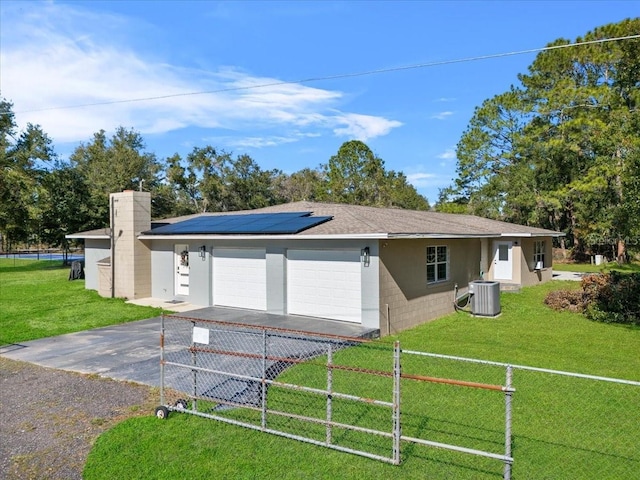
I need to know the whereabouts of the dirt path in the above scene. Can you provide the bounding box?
[0,357,156,480]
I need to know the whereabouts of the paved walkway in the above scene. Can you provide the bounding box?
[552,270,585,281]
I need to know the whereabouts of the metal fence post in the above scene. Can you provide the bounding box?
[261,329,267,429]
[160,314,165,407]
[191,320,197,412]
[393,340,401,465]
[326,342,333,445]
[504,364,513,480]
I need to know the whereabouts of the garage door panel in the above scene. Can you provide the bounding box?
[287,249,362,323]
[213,248,266,311]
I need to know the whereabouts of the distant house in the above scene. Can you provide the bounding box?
[67,190,562,335]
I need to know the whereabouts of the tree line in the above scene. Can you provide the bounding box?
[437,18,640,262]
[0,101,429,252]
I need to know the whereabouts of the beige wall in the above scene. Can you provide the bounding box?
[378,238,482,336]
[110,190,152,299]
[519,237,554,287]
[485,236,554,288]
[97,261,112,298]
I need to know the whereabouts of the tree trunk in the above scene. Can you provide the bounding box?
[614,149,626,264]
[559,236,567,259]
[617,239,627,264]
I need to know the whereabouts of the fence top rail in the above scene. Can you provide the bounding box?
[401,372,515,393]
[401,349,640,386]
[163,313,371,344]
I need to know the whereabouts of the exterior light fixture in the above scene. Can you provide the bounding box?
[199,245,206,259]
[361,247,370,267]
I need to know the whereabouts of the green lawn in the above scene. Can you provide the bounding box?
[3,260,638,479]
[0,259,163,345]
[553,260,640,273]
[83,278,640,480]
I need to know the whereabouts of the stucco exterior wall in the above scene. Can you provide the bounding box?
[149,238,380,330]
[84,239,110,291]
[519,236,554,287]
[97,261,111,297]
[150,241,176,301]
[378,238,482,336]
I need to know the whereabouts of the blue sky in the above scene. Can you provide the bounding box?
[1,1,638,204]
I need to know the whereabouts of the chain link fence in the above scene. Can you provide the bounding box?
[158,313,639,479]
[398,352,640,478]
[159,314,402,464]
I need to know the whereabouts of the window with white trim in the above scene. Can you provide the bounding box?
[534,240,545,268]
[426,245,449,283]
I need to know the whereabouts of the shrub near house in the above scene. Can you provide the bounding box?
[545,273,640,325]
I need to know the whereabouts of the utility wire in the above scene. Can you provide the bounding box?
[7,33,640,114]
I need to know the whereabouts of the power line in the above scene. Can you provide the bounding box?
[7,33,640,115]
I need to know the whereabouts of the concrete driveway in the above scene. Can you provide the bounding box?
[0,305,375,390]
[0,317,164,386]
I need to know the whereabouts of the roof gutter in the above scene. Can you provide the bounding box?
[137,233,389,241]
[65,234,110,240]
[137,232,563,241]
[500,232,566,238]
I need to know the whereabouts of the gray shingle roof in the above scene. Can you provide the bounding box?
[245,201,562,237]
[65,227,110,239]
[69,201,563,239]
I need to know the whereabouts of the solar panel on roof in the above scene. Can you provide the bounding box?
[144,212,330,235]
[258,216,332,233]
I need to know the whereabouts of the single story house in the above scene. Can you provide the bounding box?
[67,190,563,336]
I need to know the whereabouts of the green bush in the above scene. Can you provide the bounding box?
[544,273,640,325]
[582,273,640,325]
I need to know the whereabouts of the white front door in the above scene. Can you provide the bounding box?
[493,241,513,281]
[287,249,362,323]
[174,244,190,296]
[213,248,267,311]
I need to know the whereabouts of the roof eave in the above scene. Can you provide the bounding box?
[500,232,565,238]
[137,233,389,241]
[65,234,110,240]
[388,233,500,239]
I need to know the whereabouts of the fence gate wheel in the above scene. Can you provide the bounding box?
[155,406,169,420]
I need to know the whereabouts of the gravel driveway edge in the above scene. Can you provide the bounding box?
[0,357,157,480]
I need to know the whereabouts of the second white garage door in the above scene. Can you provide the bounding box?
[287,249,362,323]
[213,248,266,311]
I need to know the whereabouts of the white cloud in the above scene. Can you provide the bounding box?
[435,97,456,102]
[214,136,300,149]
[437,148,456,160]
[205,131,323,150]
[406,172,436,186]
[332,113,403,141]
[0,3,401,146]
[406,171,452,190]
[431,111,454,120]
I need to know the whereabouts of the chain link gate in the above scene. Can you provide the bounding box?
[157,313,403,464]
[157,313,516,476]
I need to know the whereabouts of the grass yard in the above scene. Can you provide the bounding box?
[3,260,638,478]
[0,259,163,345]
[553,260,640,273]
[83,278,640,480]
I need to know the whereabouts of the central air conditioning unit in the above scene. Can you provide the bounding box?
[469,280,501,317]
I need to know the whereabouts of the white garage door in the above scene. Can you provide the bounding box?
[213,248,266,311]
[287,249,362,323]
